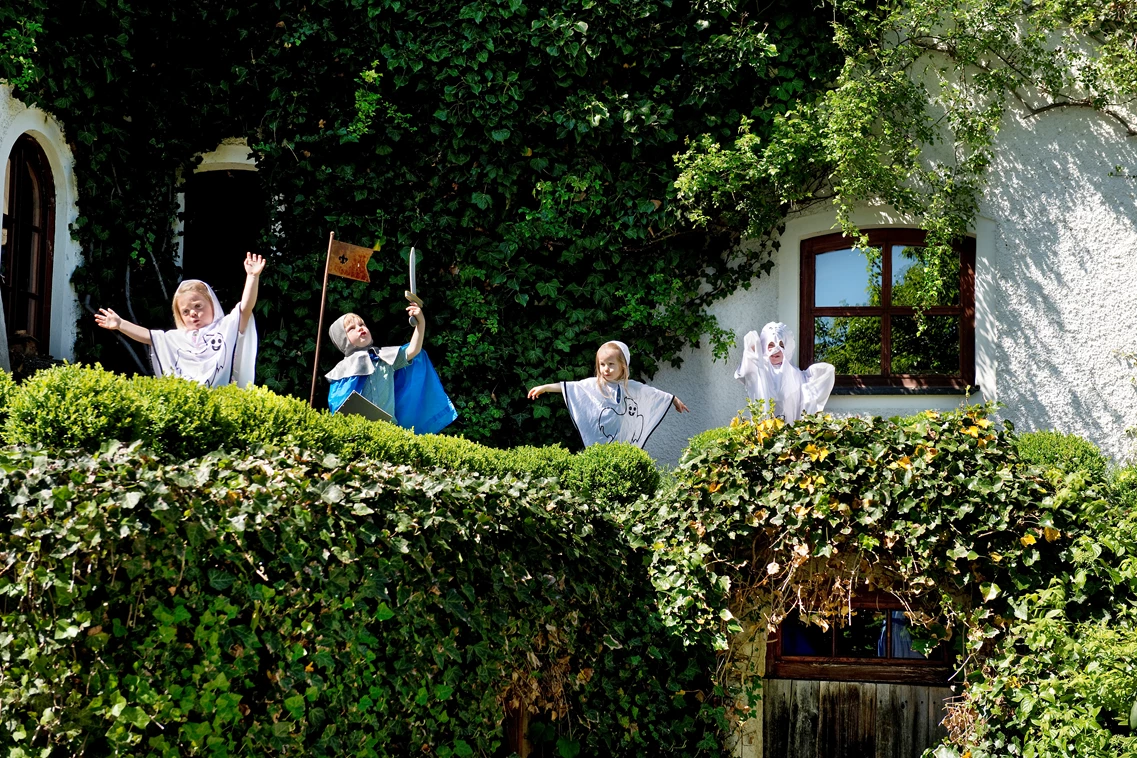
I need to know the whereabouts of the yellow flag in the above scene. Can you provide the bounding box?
[327,239,373,283]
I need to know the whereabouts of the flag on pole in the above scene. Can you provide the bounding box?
[328,239,373,283]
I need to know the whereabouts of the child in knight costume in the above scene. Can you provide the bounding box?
[94,252,264,387]
[528,340,688,448]
[735,322,835,423]
[326,303,458,434]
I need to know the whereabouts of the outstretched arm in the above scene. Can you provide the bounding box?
[672,396,689,413]
[527,383,563,399]
[406,304,426,360]
[239,252,266,334]
[94,308,152,345]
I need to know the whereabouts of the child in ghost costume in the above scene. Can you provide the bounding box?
[735,322,835,423]
[325,303,458,433]
[94,252,264,387]
[528,341,688,448]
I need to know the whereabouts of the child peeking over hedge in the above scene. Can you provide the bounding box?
[528,340,688,449]
[326,302,457,434]
[94,252,264,387]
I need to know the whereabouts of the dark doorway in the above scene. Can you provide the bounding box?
[180,169,267,310]
[2,133,56,352]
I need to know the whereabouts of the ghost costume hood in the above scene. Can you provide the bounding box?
[561,342,675,448]
[148,280,257,388]
[324,314,403,381]
[735,322,834,423]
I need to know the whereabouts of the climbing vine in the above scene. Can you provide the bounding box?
[0,0,839,447]
[676,0,1137,307]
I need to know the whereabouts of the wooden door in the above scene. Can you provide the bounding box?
[2,133,56,351]
[763,679,952,758]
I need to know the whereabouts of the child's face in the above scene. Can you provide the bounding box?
[767,340,785,367]
[597,347,626,382]
[177,292,214,331]
[344,318,373,350]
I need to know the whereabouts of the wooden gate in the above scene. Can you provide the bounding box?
[762,679,951,758]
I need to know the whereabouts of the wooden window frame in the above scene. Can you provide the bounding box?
[766,591,956,685]
[800,230,975,390]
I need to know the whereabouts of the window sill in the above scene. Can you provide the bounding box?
[831,386,979,396]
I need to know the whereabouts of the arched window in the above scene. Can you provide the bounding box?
[2,134,56,354]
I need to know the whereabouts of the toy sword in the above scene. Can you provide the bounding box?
[406,246,423,326]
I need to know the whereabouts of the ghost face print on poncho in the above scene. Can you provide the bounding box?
[148,280,258,388]
[734,321,834,424]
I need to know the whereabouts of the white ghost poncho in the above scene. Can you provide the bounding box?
[148,281,258,388]
[735,322,834,424]
[562,378,674,448]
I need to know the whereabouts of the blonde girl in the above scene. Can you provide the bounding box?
[528,340,688,448]
[95,252,264,387]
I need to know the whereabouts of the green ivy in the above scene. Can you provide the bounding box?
[0,0,840,447]
[676,1,1137,308]
[0,443,719,756]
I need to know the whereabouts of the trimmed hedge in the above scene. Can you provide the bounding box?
[2,364,659,504]
[1015,429,1110,481]
[0,444,716,756]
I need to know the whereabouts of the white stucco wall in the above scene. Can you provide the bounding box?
[0,83,82,362]
[976,106,1137,460]
[646,104,1137,466]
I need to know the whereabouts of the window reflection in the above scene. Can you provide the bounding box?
[815,247,881,307]
[892,246,960,306]
[836,609,888,658]
[891,316,959,375]
[814,316,881,374]
[780,608,948,661]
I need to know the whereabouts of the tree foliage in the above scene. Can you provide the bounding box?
[0,0,839,448]
[676,0,1137,307]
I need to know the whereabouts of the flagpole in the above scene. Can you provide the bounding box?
[309,231,335,407]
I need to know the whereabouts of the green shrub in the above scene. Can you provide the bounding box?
[5,363,141,450]
[131,375,232,458]
[0,368,15,424]
[0,445,716,757]
[564,442,662,507]
[1015,429,1109,481]
[5,364,661,503]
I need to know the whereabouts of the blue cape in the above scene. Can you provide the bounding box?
[329,347,458,435]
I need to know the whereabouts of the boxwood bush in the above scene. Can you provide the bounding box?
[2,364,659,503]
[0,444,716,757]
[1015,428,1110,482]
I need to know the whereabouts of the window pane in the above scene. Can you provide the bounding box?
[815,247,881,307]
[815,316,881,374]
[895,612,950,660]
[892,246,960,306]
[891,316,959,375]
[779,611,830,657]
[835,609,888,658]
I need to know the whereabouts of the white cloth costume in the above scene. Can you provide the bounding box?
[735,322,834,423]
[148,281,257,388]
[561,342,675,448]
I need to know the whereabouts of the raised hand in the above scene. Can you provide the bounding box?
[244,252,266,277]
[94,308,122,331]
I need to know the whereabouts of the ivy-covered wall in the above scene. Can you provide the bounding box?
[0,0,839,449]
